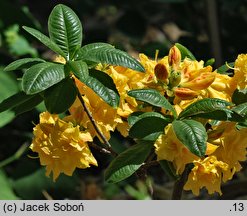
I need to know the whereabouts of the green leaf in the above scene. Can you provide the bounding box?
[205,58,215,66]
[0,71,19,126]
[76,42,145,72]
[84,72,119,108]
[89,69,119,97]
[232,88,247,105]
[4,58,46,71]
[217,62,234,74]
[12,94,43,115]
[232,102,247,118]
[105,142,153,183]
[0,92,35,113]
[195,109,245,122]
[129,116,170,141]
[178,98,233,119]
[22,26,66,58]
[172,119,207,157]
[0,91,43,116]
[48,4,82,60]
[75,43,113,66]
[0,169,19,199]
[67,60,89,82]
[175,43,196,60]
[128,111,170,127]
[128,89,177,117]
[44,78,77,114]
[76,42,113,55]
[22,62,65,94]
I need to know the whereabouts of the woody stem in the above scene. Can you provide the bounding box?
[171,166,190,200]
[76,88,115,154]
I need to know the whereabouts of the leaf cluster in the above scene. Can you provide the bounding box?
[1,4,144,115]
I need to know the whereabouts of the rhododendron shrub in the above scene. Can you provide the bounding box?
[1,4,247,198]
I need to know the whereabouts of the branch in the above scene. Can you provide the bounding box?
[75,86,117,156]
[88,142,112,155]
[171,165,190,200]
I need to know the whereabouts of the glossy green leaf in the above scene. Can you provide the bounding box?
[232,88,247,105]
[128,111,170,127]
[76,42,145,72]
[172,119,207,157]
[84,72,119,108]
[22,26,65,57]
[76,42,113,55]
[178,98,233,119]
[128,89,177,117]
[175,43,196,60]
[129,116,170,141]
[4,58,45,72]
[22,62,65,94]
[89,69,119,96]
[232,102,247,118]
[105,142,153,183]
[48,4,82,60]
[195,109,245,122]
[44,78,77,114]
[67,60,89,82]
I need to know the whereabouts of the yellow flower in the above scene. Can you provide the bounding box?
[233,53,247,89]
[154,124,199,174]
[68,78,122,140]
[212,122,247,181]
[167,55,216,100]
[30,112,97,181]
[184,156,228,195]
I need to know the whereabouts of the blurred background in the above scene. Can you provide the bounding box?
[0,0,247,200]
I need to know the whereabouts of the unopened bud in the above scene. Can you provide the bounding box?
[174,87,198,100]
[169,70,181,87]
[168,46,181,67]
[154,63,169,81]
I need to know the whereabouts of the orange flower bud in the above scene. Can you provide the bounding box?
[174,87,198,100]
[154,63,169,81]
[168,46,181,67]
[181,72,215,90]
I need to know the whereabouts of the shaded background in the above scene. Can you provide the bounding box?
[0,0,247,200]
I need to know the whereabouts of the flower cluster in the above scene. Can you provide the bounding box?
[31,112,97,181]
[31,46,247,196]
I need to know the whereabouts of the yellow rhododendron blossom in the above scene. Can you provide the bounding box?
[212,122,247,181]
[233,53,247,89]
[30,112,97,181]
[155,124,199,174]
[184,156,228,195]
[69,78,122,140]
